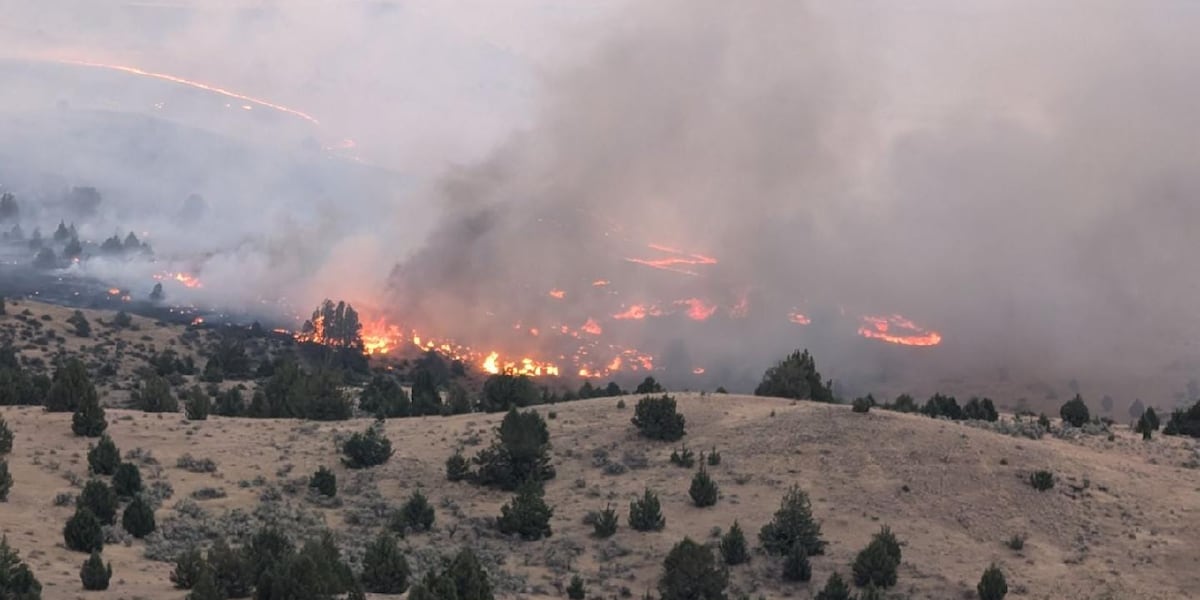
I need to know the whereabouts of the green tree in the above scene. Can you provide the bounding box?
[754,349,833,402]
[46,358,96,413]
[474,408,555,490]
[977,564,1008,600]
[86,435,120,475]
[851,537,899,588]
[112,463,143,497]
[0,460,10,502]
[635,376,664,394]
[133,375,178,413]
[341,421,393,468]
[497,479,553,540]
[71,387,107,437]
[214,388,245,417]
[310,466,337,497]
[963,397,999,421]
[170,548,207,590]
[719,521,749,566]
[629,488,666,532]
[689,465,719,507]
[759,485,826,556]
[658,538,728,600]
[79,551,111,590]
[567,575,586,600]
[63,508,104,553]
[446,450,471,482]
[631,394,686,441]
[1144,406,1160,431]
[361,531,410,594]
[0,534,42,599]
[479,372,538,413]
[186,568,222,600]
[782,543,811,582]
[0,417,12,455]
[1059,394,1090,428]
[358,374,410,418]
[76,480,117,524]
[447,548,494,600]
[396,489,435,533]
[66,309,89,336]
[184,387,210,420]
[121,495,156,538]
[815,572,852,600]
[207,537,253,599]
[922,393,963,420]
[410,368,442,416]
[591,504,618,538]
[1029,470,1054,491]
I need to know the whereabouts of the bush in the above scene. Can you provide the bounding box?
[782,544,811,582]
[1059,394,1090,428]
[0,535,42,598]
[707,447,721,466]
[184,387,210,420]
[360,531,409,594]
[79,551,111,590]
[719,521,749,566]
[851,536,899,588]
[446,450,471,482]
[71,389,107,437]
[133,375,178,413]
[207,538,254,599]
[171,548,207,589]
[815,572,852,600]
[658,538,728,600]
[635,376,664,394]
[121,495,156,538]
[1005,534,1025,551]
[1136,413,1154,440]
[1164,399,1200,437]
[310,466,336,497]
[759,485,826,556]
[341,421,393,469]
[632,395,686,441]
[479,373,539,412]
[964,397,999,421]
[396,489,436,533]
[977,564,1008,600]
[63,507,104,553]
[46,358,97,413]
[0,460,11,502]
[567,575,586,600]
[591,504,618,538]
[214,389,245,417]
[359,374,410,418]
[497,479,553,540]
[1029,470,1054,491]
[176,454,217,473]
[851,396,872,413]
[0,417,12,455]
[629,488,665,532]
[87,435,120,475]
[890,394,917,412]
[77,480,117,524]
[1143,406,1160,431]
[112,463,143,497]
[689,465,719,507]
[669,444,695,468]
[754,348,834,402]
[187,568,223,600]
[922,393,963,420]
[474,408,555,490]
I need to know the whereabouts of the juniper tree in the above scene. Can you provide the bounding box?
[474,408,555,490]
[567,575,586,600]
[396,489,436,533]
[47,358,95,413]
[497,479,553,540]
[852,535,899,588]
[184,387,210,420]
[86,435,119,475]
[754,348,834,402]
[0,417,12,455]
[689,465,719,507]
[446,450,471,482]
[632,394,686,441]
[133,374,178,413]
[0,460,10,502]
[358,374,410,418]
[206,537,254,599]
[309,466,337,497]
[0,534,43,598]
[186,568,223,600]
[719,521,749,566]
[341,421,393,468]
[170,548,207,590]
[629,488,666,532]
[71,389,107,437]
[360,531,410,594]
[63,507,104,553]
[79,551,111,590]
[112,463,143,498]
[977,564,1008,600]
[759,485,826,556]
[782,543,812,582]
[1059,394,1090,428]
[591,504,619,538]
[658,538,728,600]
[121,495,156,538]
[76,480,118,525]
[815,572,852,600]
[214,388,245,417]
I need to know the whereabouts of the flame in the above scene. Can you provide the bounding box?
[155,271,203,288]
[190,317,204,326]
[626,243,718,276]
[581,318,603,336]
[548,289,566,299]
[613,304,663,320]
[55,58,320,125]
[107,288,121,295]
[675,298,718,321]
[692,367,705,375]
[858,314,942,347]
[788,311,812,325]
[592,280,610,287]
[481,351,560,376]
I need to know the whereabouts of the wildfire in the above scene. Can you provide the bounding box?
[675,298,718,321]
[482,352,560,377]
[788,311,812,325]
[548,289,566,299]
[592,280,610,287]
[581,318,603,336]
[857,314,943,347]
[626,243,718,276]
[613,304,662,320]
[155,272,203,288]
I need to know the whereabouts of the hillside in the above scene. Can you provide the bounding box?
[2,390,1199,599]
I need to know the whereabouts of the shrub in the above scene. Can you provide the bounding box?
[754,348,834,402]
[689,465,719,507]
[707,447,721,466]
[187,568,223,600]
[63,507,104,553]
[627,487,667,531]
[79,551,111,590]
[635,376,664,394]
[176,454,218,473]
[245,526,294,582]
[1059,394,1090,428]
[890,393,917,412]
[858,584,884,600]
[567,575,586,600]
[964,397,999,421]
[360,531,410,594]
[782,544,811,582]
[479,373,539,412]
[759,485,825,556]
[658,538,728,600]
[591,504,618,538]
[341,421,393,469]
[1029,470,1054,491]
[0,417,12,455]
[310,466,337,497]
[87,435,120,475]
[1136,413,1154,440]
[1005,534,1025,551]
[133,375,178,413]
[669,444,695,468]
[977,564,1008,600]
[474,408,555,490]
[396,489,436,533]
[0,535,42,598]
[851,396,872,413]
[815,572,852,600]
[121,495,156,538]
[922,393,963,420]
[214,389,245,417]
[1037,413,1051,430]
[112,463,143,497]
[71,389,107,437]
[0,460,10,502]
[46,358,96,413]
[719,521,749,565]
[171,548,207,589]
[1144,406,1160,430]
[446,450,471,482]
[497,479,553,540]
[77,480,118,524]
[359,374,410,418]
[632,395,686,441]
[207,538,254,599]
[184,387,210,420]
[872,526,902,564]
[852,536,899,588]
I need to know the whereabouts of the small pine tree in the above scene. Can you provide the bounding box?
[112,463,142,497]
[170,548,206,589]
[0,535,43,598]
[669,445,695,468]
[815,572,852,600]
[719,521,749,566]
[629,488,666,532]
[341,421,393,468]
[310,466,337,497]
[1059,394,1090,428]
[474,408,556,490]
[1029,470,1054,491]
[497,479,553,540]
[1137,413,1154,440]
[76,480,117,524]
[592,504,619,538]
[0,460,10,502]
[86,435,120,475]
[186,567,223,600]
[689,465,719,507]
[79,551,111,590]
[360,531,410,594]
[851,537,899,588]
[1144,406,1160,431]
[47,358,96,413]
[658,538,728,600]
[567,575,586,600]
[121,495,156,538]
[63,507,104,553]
[759,485,826,556]
[446,450,471,482]
[71,390,107,437]
[397,489,436,533]
[859,583,885,600]
[184,388,210,420]
[782,544,812,582]
[207,537,254,599]
[977,563,1008,600]
[632,395,686,441]
[0,417,12,455]
[707,447,721,466]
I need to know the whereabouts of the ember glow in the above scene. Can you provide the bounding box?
[548,289,566,299]
[155,272,203,289]
[788,311,812,325]
[675,298,718,321]
[625,243,718,276]
[581,318,603,335]
[858,314,943,347]
[613,304,662,320]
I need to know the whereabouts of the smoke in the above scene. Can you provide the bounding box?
[3,1,1200,402]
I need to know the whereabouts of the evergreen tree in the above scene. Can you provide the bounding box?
[1144,406,1160,431]
[32,247,56,269]
[815,572,852,600]
[207,537,254,599]
[719,521,749,566]
[479,373,538,412]
[591,504,619,538]
[86,434,120,475]
[184,387,210,420]
[358,374,410,418]
[631,394,686,441]
[977,564,1008,600]
[150,282,164,302]
[852,536,899,588]
[214,388,245,417]
[309,466,337,497]
[567,575,586,600]
[1059,394,1090,428]
[396,489,436,533]
[922,393,963,420]
[410,367,442,416]
[170,548,206,589]
[360,531,410,594]
[755,348,834,402]
[635,376,664,394]
[0,417,12,455]
[759,485,826,556]
[186,567,223,600]
[133,374,178,413]
[446,450,471,482]
[447,548,494,600]
[497,479,553,540]
[341,421,393,468]
[658,538,728,600]
[0,460,10,502]
[46,358,96,413]
[245,526,294,582]
[63,508,104,553]
[446,384,473,415]
[0,534,43,599]
[782,543,812,582]
[689,465,719,507]
[121,495,156,538]
[71,387,107,437]
[112,463,143,497]
[474,408,555,490]
[76,480,118,524]
[963,397,999,421]
[79,551,111,590]
[629,488,666,532]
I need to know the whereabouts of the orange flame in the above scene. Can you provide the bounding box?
[675,298,718,321]
[155,271,202,288]
[592,280,610,287]
[581,318,603,336]
[626,243,718,276]
[613,304,663,320]
[858,314,942,347]
[788,311,812,325]
[548,289,566,299]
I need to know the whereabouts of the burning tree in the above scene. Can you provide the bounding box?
[300,300,364,351]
